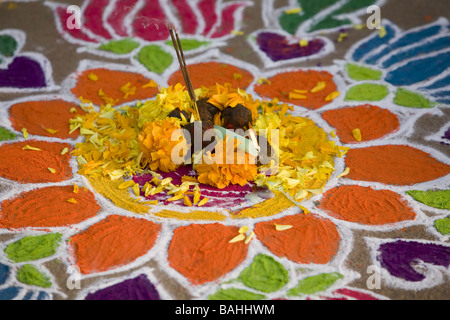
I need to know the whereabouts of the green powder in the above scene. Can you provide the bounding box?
[345,63,382,81]
[407,190,450,210]
[434,217,450,236]
[0,127,16,142]
[287,272,343,297]
[4,233,62,263]
[238,254,289,293]
[16,264,52,288]
[99,38,140,55]
[165,39,210,51]
[0,35,18,57]
[394,88,435,109]
[345,83,389,101]
[137,45,173,75]
[208,288,265,300]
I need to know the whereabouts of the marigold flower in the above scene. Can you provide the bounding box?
[195,137,257,189]
[138,118,187,172]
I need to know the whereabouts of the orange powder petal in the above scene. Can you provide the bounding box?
[320,185,416,225]
[9,100,85,139]
[345,145,450,185]
[168,223,248,285]
[69,215,161,274]
[0,141,72,184]
[321,105,400,143]
[0,186,101,229]
[71,68,159,106]
[254,214,340,265]
[254,70,337,110]
[168,62,254,90]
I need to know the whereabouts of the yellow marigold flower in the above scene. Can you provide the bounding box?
[195,137,257,189]
[138,118,187,173]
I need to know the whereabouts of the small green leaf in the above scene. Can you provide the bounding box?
[165,39,210,51]
[137,45,173,75]
[406,190,450,210]
[0,127,16,142]
[208,288,265,300]
[345,63,382,81]
[345,83,389,101]
[98,38,140,55]
[0,35,18,57]
[4,233,62,263]
[394,88,436,109]
[287,272,343,297]
[434,217,450,236]
[16,264,52,288]
[238,254,289,293]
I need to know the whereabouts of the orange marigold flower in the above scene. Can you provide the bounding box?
[138,118,187,172]
[195,137,257,189]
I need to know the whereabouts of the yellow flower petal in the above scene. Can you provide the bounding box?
[45,128,60,135]
[197,197,209,207]
[239,226,249,234]
[299,39,309,47]
[337,167,351,178]
[245,232,255,244]
[61,147,69,155]
[47,167,56,174]
[285,7,302,14]
[229,234,246,243]
[88,73,99,81]
[352,128,362,142]
[21,128,28,139]
[118,180,135,190]
[73,184,79,194]
[22,145,41,151]
[325,91,340,102]
[310,81,327,93]
[275,224,293,231]
[67,198,78,204]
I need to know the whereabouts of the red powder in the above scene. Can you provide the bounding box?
[71,68,159,106]
[9,99,85,139]
[0,186,101,229]
[321,105,400,143]
[254,70,337,110]
[168,223,248,285]
[0,140,72,184]
[346,145,450,185]
[320,185,416,225]
[254,214,340,265]
[168,62,254,89]
[69,215,161,274]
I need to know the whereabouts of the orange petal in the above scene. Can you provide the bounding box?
[321,105,399,143]
[168,223,248,285]
[0,186,101,229]
[254,214,340,265]
[346,145,450,185]
[9,100,85,139]
[0,141,72,183]
[69,215,160,274]
[168,62,254,90]
[254,70,337,110]
[71,68,159,106]
[320,186,416,225]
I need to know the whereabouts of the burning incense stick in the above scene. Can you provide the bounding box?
[167,23,200,121]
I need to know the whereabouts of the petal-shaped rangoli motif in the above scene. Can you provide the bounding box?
[168,223,248,285]
[320,185,416,225]
[321,105,400,143]
[345,145,450,185]
[70,68,159,106]
[0,141,72,184]
[253,69,337,110]
[254,214,340,265]
[168,62,254,90]
[69,215,161,274]
[0,186,101,229]
[9,99,85,139]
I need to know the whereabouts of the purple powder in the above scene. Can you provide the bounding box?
[133,165,254,209]
[85,274,161,300]
[443,127,450,141]
[256,32,325,62]
[377,240,450,282]
[0,56,47,88]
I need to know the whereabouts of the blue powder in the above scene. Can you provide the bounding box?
[351,24,396,61]
[420,74,450,90]
[382,36,450,68]
[0,263,10,286]
[0,287,21,300]
[385,51,450,86]
[365,25,442,65]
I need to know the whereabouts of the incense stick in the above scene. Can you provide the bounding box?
[167,24,200,121]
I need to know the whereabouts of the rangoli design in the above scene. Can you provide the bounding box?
[0,0,449,301]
